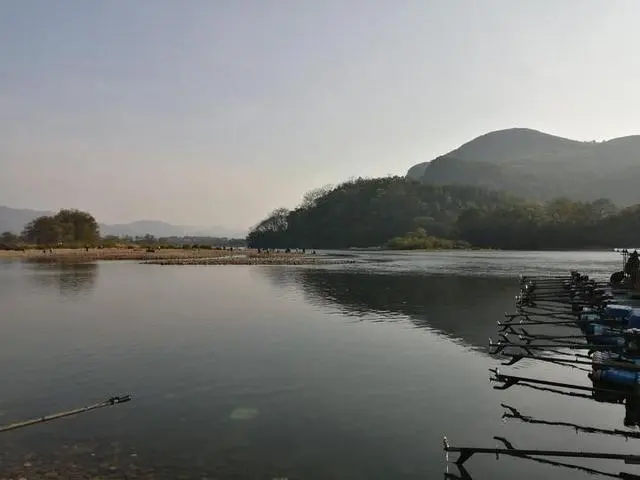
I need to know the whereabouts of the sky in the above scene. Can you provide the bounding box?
[2,1,640,229]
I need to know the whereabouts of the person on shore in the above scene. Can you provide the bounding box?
[626,250,640,285]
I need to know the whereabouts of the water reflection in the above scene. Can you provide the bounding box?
[262,268,517,353]
[24,262,98,297]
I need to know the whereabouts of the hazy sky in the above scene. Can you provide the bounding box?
[2,1,640,228]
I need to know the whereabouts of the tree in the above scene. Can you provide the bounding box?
[140,234,157,245]
[22,216,62,246]
[53,209,100,245]
[1,231,19,246]
[21,209,100,246]
[299,185,334,209]
[246,208,290,248]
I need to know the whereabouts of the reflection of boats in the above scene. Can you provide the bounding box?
[445,271,640,477]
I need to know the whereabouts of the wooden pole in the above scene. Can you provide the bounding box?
[443,437,640,466]
[0,395,131,433]
[489,369,633,396]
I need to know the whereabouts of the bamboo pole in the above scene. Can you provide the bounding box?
[0,395,131,433]
[443,437,640,466]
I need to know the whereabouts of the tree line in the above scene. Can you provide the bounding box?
[100,234,245,249]
[1,209,246,250]
[246,176,638,250]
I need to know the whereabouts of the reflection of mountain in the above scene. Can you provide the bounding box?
[270,269,518,352]
[25,262,98,297]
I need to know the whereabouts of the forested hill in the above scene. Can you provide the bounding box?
[407,128,640,205]
[247,177,640,250]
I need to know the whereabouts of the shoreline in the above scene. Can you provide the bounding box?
[143,255,355,266]
[0,248,354,266]
[0,246,619,266]
[0,247,244,262]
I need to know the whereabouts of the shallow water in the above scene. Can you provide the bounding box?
[0,250,636,479]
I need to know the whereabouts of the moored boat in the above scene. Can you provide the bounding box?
[446,268,640,476]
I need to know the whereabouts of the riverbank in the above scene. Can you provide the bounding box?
[143,253,354,265]
[0,247,247,263]
[0,248,354,266]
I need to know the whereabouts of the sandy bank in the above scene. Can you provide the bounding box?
[0,247,249,263]
[143,253,355,265]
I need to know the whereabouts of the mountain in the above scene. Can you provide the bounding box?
[0,206,55,234]
[407,128,640,205]
[0,206,246,238]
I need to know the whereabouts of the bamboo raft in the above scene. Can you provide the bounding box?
[444,258,640,478]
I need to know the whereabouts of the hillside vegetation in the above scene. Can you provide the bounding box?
[407,128,640,205]
[247,177,640,250]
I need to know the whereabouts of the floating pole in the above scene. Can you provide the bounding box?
[501,317,621,328]
[517,294,610,303]
[519,292,599,299]
[518,299,612,309]
[496,334,589,351]
[509,310,579,319]
[489,369,597,392]
[492,339,624,351]
[498,320,580,331]
[499,352,640,371]
[504,311,577,321]
[498,353,591,372]
[445,437,640,479]
[519,326,624,339]
[443,436,640,466]
[499,332,588,347]
[489,339,595,359]
[518,330,619,342]
[517,303,587,315]
[503,312,580,322]
[517,301,579,310]
[489,338,625,354]
[500,318,625,331]
[0,395,132,433]
[489,369,635,397]
[501,404,640,440]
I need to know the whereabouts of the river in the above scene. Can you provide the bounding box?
[0,250,634,479]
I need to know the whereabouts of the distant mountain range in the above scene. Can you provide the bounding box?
[407,128,640,205]
[0,206,246,238]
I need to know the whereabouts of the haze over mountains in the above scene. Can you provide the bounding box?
[0,206,246,238]
[407,128,640,205]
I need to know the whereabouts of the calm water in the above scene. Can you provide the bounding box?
[0,250,636,479]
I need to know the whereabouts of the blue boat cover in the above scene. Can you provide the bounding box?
[605,304,633,319]
[599,368,637,386]
[627,309,640,329]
